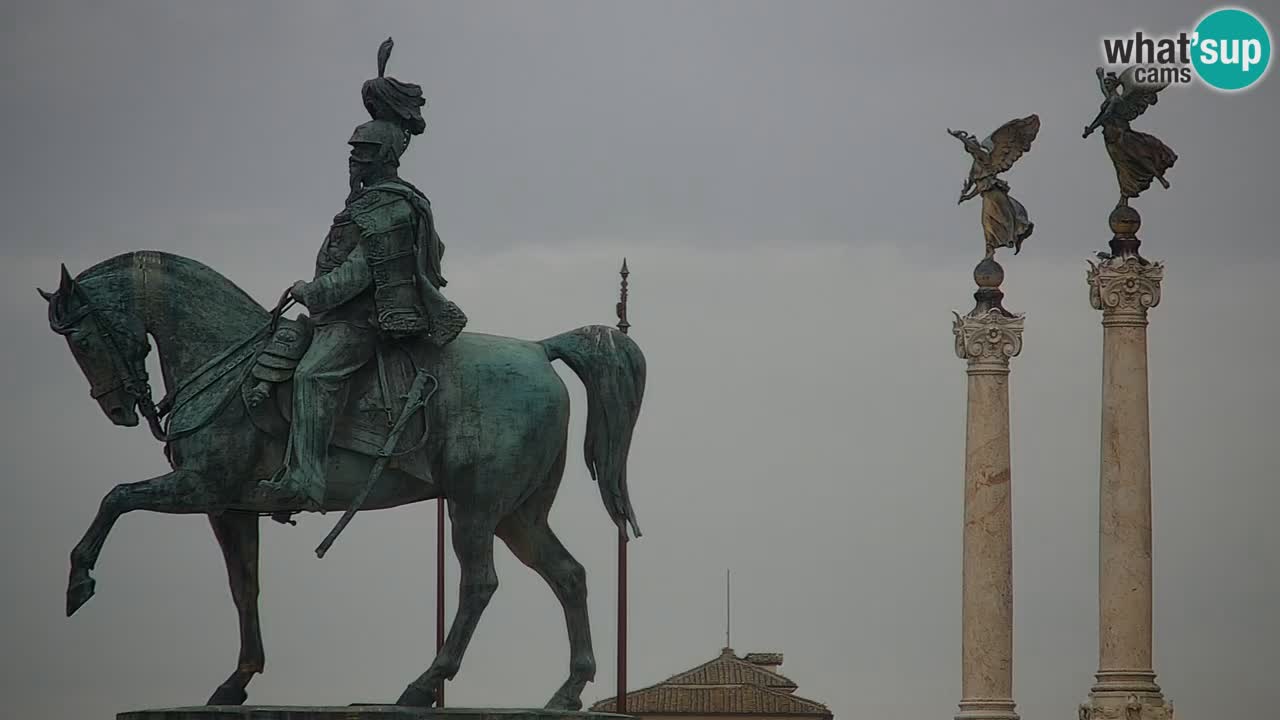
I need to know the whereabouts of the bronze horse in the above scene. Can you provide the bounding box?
[41,250,645,709]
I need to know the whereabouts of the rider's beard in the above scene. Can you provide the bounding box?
[346,160,393,205]
[345,165,365,205]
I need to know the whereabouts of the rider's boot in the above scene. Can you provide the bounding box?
[254,397,332,512]
[253,320,372,513]
[255,465,324,513]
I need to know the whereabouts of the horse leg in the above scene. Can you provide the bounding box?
[498,508,595,711]
[397,509,499,707]
[206,511,264,706]
[67,469,212,616]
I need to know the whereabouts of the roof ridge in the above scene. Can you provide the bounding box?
[664,651,798,688]
[655,648,734,684]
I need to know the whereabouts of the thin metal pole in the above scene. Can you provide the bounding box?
[618,529,628,714]
[616,258,630,715]
[726,569,731,649]
[437,496,446,707]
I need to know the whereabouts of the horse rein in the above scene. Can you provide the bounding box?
[49,291,168,442]
[156,287,297,441]
[52,285,299,445]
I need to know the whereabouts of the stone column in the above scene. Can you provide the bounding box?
[952,257,1023,720]
[1080,206,1172,720]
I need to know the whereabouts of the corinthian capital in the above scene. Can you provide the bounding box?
[953,308,1025,373]
[1087,256,1164,325]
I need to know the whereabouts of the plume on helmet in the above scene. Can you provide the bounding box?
[360,37,427,136]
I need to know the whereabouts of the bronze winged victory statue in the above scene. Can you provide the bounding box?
[947,114,1041,259]
[1084,66,1177,205]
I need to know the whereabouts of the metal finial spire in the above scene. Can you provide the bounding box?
[616,258,630,335]
[615,255,633,715]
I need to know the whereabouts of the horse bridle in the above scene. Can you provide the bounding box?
[49,290,169,442]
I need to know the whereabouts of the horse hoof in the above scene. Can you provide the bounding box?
[207,685,248,706]
[396,682,438,708]
[66,575,96,617]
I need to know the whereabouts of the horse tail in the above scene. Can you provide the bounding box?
[540,325,646,539]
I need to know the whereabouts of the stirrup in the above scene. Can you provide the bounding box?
[253,478,323,513]
[270,512,299,526]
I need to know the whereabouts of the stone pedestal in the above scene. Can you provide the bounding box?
[952,258,1023,720]
[118,707,634,720]
[1079,206,1173,720]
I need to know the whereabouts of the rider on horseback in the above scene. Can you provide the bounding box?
[255,38,466,511]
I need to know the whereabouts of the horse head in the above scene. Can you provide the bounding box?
[40,264,152,428]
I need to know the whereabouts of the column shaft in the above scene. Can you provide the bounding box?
[1098,321,1154,677]
[1081,253,1171,720]
[960,370,1015,717]
[953,305,1023,720]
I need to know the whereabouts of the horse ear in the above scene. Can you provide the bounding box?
[59,263,76,294]
[37,287,54,301]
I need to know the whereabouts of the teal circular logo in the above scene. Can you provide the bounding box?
[1192,8,1271,91]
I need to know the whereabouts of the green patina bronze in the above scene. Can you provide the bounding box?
[119,706,636,720]
[39,37,645,713]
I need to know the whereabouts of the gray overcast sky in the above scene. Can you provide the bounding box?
[2,1,1277,719]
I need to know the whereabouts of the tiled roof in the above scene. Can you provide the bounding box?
[590,648,830,717]
[663,649,798,692]
[591,684,830,715]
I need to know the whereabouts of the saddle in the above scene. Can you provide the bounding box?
[243,316,438,483]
